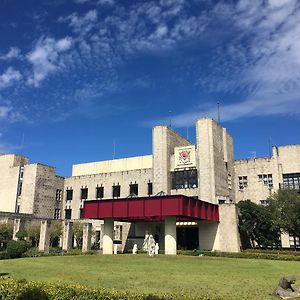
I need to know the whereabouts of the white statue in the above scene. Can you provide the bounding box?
[113,244,118,254]
[132,244,138,254]
[143,232,156,257]
[155,243,159,255]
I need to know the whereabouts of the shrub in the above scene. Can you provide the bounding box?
[6,240,28,259]
[16,287,49,300]
[15,230,28,241]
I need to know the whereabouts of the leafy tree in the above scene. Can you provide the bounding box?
[25,221,40,247]
[238,200,281,249]
[0,221,13,248]
[73,222,83,248]
[268,190,300,250]
[49,221,63,247]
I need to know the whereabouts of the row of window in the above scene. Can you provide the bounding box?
[171,169,198,189]
[238,174,273,190]
[283,173,300,190]
[66,182,153,200]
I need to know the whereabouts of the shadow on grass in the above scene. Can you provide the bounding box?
[0,273,9,277]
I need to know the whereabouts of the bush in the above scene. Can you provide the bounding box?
[0,278,174,300]
[15,230,28,241]
[6,240,28,259]
[16,287,49,300]
[177,249,300,261]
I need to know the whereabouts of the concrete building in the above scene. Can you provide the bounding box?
[234,144,300,248]
[0,117,299,252]
[64,118,240,254]
[0,154,64,219]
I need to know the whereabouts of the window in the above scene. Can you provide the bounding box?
[171,169,198,189]
[258,174,273,187]
[112,185,120,198]
[66,189,73,201]
[283,173,300,190]
[17,181,23,197]
[65,209,72,219]
[96,186,104,199]
[129,183,138,196]
[228,173,232,190]
[56,189,62,202]
[81,188,88,200]
[54,208,61,219]
[238,176,248,189]
[147,182,153,196]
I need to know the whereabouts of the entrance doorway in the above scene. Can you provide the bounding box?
[177,227,198,250]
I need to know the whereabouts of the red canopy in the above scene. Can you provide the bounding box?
[83,195,219,222]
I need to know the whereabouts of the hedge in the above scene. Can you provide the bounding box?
[0,278,185,300]
[177,249,300,261]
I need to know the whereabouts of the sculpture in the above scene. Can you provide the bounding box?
[155,243,159,255]
[132,244,138,254]
[272,276,300,299]
[143,232,156,257]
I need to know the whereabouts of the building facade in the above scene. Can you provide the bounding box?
[0,117,299,251]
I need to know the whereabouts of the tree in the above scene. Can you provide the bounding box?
[268,190,300,250]
[16,229,28,241]
[25,221,40,247]
[73,222,83,248]
[238,200,281,249]
[49,221,63,247]
[0,221,13,249]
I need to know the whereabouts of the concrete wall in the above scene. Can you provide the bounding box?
[152,126,192,194]
[196,118,234,204]
[72,155,153,176]
[64,168,153,219]
[0,155,28,213]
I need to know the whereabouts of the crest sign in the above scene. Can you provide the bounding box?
[174,146,196,168]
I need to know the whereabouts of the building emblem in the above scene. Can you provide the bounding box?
[179,150,191,164]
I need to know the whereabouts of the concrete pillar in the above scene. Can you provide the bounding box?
[82,223,92,252]
[13,218,25,240]
[198,221,219,250]
[164,217,177,255]
[103,218,114,254]
[62,221,73,252]
[39,220,51,253]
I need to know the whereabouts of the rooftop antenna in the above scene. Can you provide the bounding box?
[186,126,189,140]
[268,136,272,157]
[113,139,116,160]
[20,133,25,149]
[217,101,221,124]
[169,110,172,128]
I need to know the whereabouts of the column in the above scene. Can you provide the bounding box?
[62,221,73,252]
[164,216,177,255]
[103,218,114,254]
[82,223,92,252]
[13,218,25,241]
[39,220,51,253]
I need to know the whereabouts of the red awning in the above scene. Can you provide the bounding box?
[83,195,219,222]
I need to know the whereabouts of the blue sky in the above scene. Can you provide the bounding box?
[0,0,299,176]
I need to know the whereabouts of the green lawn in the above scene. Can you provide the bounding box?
[0,254,299,299]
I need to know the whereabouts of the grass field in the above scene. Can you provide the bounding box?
[0,254,299,299]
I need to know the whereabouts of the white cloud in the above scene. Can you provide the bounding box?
[59,10,98,36]
[0,47,21,60]
[26,37,73,87]
[0,67,22,89]
[98,0,115,5]
[0,105,11,119]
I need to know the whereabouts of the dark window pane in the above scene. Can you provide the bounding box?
[80,208,84,219]
[171,169,198,189]
[148,183,153,195]
[81,188,88,199]
[65,209,72,219]
[96,186,104,198]
[66,190,73,201]
[112,185,120,198]
[129,184,138,196]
